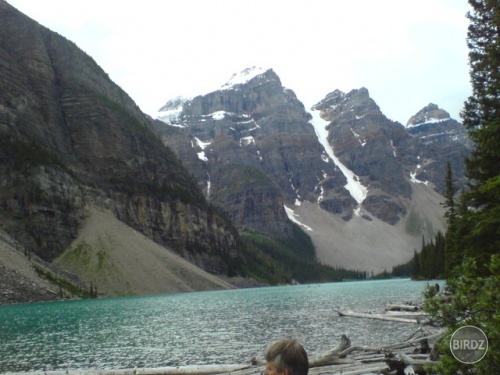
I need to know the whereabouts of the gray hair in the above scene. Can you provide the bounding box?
[265,338,308,375]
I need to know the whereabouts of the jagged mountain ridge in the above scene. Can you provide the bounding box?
[0,0,244,297]
[405,103,471,192]
[155,68,350,235]
[155,67,471,271]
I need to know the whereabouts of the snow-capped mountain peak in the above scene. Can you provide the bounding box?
[156,96,190,126]
[406,103,451,128]
[220,66,270,90]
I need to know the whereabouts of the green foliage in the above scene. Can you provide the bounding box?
[60,241,92,265]
[404,210,424,236]
[1,138,70,173]
[33,264,94,299]
[412,232,446,280]
[461,2,500,188]
[458,0,500,272]
[423,256,500,374]
[240,225,367,285]
[421,1,500,372]
[392,231,447,280]
[391,258,414,277]
[91,88,162,147]
[83,85,207,206]
[443,161,457,227]
[239,232,289,285]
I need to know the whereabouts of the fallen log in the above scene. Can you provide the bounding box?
[4,365,251,375]
[385,310,428,317]
[6,330,446,375]
[337,310,420,323]
[311,364,390,375]
[340,365,390,375]
[385,352,440,374]
[385,304,418,312]
[309,334,355,367]
[337,330,445,358]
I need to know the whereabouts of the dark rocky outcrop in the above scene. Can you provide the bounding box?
[312,90,471,224]
[312,88,413,223]
[210,164,288,234]
[0,1,241,276]
[406,103,472,193]
[155,67,348,236]
[156,71,471,232]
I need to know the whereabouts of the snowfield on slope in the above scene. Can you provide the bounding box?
[309,109,368,205]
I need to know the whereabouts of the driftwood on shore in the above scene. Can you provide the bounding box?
[8,327,445,375]
[337,310,423,324]
[385,304,419,312]
[6,303,441,375]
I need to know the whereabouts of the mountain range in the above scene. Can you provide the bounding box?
[0,1,471,303]
[154,67,470,273]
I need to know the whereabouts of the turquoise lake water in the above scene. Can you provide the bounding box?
[0,279,439,373]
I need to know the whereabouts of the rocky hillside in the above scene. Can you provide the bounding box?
[0,0,244,302]
[0,230,61,305]
[155,68,472,272]
[406,103,471,192]
[155,68,347,234]
[53,207,236,296]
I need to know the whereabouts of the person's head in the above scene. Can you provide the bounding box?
[264,338,308,375]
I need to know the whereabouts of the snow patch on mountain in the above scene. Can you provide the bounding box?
[240,136,255,146]
[206,172,212,197]
[256,150,263,161]
[156,96,188,126]
[221,66,269,90]
[309,109,368,205]
[410,164,429,185]
[350,126,366,147]
[211,111,226,120]
[406,117,451,129]
[284,205,313,231]
[317,185,325,203]
[390,140,397,157]
[194,137,211,162]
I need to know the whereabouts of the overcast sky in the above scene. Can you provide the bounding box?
[9,0,471,124]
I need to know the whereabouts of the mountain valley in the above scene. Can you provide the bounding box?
[0,1,472,303]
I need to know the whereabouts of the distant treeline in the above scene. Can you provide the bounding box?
[391,231,446,280]
[240,223,367,284]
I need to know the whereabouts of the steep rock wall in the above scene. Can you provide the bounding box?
[0,1,241,274]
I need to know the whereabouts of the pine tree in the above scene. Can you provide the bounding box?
[443,161,456,226]
[412,250,420,279]
[459,0,500,271]
[424,2,500,373]
[443,161,460,275]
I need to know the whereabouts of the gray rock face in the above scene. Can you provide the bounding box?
[156,67,350,235]
[312,88,413,223]
[157,75,471,230]
[0,1,241,274]
[406,103,472,193]
[407,103,450,126]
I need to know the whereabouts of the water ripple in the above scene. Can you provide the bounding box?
[0,279,438,373]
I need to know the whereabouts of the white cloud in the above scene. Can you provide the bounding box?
[8,0,471,124]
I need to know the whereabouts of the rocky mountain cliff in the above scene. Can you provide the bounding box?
[0,0,244,298]
[406,103,471,192]
[155,68,472,272]
[157,68,347,229]
[155,67,345,236]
